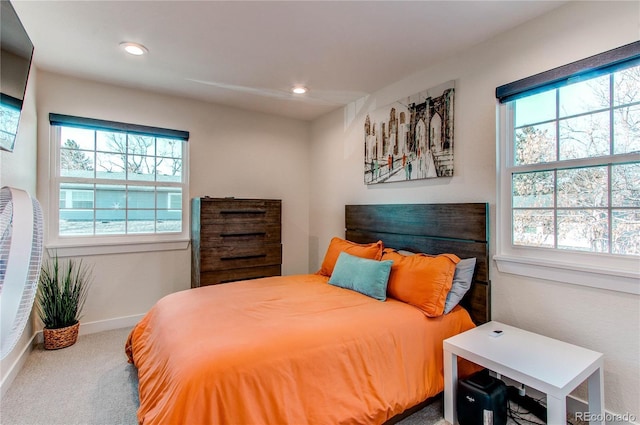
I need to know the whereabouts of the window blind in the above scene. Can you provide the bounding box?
[496,41,640,103]
[49,113,189,141]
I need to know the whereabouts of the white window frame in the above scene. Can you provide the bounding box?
[495,44,640,295]
[47,116,190,257]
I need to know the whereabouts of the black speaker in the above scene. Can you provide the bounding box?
[457,369,507,425]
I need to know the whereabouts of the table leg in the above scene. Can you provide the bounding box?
[444,349,458,425]
[547,395,566,425]
[587,367,604,425]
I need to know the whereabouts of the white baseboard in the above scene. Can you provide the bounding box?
[34,314,144,343]
[79,313,144,335]
[3,314,144,395]
[0,332,37,398]
[567,396,639,425]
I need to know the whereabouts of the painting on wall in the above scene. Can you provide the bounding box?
[364,80,454,184]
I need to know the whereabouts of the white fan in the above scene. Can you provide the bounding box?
[0,186,44,359]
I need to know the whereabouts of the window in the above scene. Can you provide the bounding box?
[496,42,640,294]
[60,189,94,209]
[167,192,182,210]
[49,114,189,256]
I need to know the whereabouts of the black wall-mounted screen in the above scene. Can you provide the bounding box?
[0,0,34,152]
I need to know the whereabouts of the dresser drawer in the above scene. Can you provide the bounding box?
[200,199,280,224]
[199,222,281,246]
[199,265,282,286]
[200,244,282,271]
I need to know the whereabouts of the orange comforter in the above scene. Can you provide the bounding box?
[126,274,476,425]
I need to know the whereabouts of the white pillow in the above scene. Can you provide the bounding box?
[444,258,476,314]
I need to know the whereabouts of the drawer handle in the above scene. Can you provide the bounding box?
[220,232,266,237]
[220,209,266,214]
[221,254,267,261]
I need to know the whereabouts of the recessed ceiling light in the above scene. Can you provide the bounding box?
[292,86,308,94]
[120,42,148,56]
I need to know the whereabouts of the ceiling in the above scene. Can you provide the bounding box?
[11,1,566,121]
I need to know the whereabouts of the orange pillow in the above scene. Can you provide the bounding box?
[382,248,460,317]
[317,237,383,277]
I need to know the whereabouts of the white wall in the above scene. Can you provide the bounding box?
[0,68,39,393]
[310,1,639,419]
[34,70,311,326]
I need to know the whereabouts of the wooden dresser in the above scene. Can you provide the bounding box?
[191,197,282,287]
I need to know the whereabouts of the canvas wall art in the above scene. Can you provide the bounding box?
[364,80,454,184]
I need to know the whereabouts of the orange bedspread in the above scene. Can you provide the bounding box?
[126,274,476,425]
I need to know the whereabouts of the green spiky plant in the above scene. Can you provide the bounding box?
[36,255,92,330]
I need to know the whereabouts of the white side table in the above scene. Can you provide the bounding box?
[444,321,604,425]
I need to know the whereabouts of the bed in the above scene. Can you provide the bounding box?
[126,202,490,425]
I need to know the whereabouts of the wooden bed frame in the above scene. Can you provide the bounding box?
[345,203,490,325]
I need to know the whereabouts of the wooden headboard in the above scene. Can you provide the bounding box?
[345,203,490,325]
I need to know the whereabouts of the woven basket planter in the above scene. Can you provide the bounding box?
[43,321,80,350]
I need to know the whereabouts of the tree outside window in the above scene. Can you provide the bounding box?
[509,65,640,256]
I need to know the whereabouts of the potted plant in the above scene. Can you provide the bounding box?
[36,255,92,350]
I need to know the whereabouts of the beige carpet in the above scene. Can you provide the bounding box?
[1,328,139,425]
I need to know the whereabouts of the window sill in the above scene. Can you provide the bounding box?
[494,254,639,295]
[46,238,190,257]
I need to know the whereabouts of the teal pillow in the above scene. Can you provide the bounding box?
[328,252,392,301]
